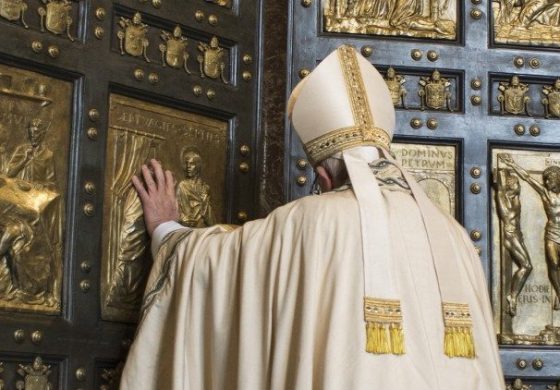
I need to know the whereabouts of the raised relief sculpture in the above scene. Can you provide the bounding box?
[0,0,28,28]
[384,67,407,108]
[493,0,560,48]
[0,124,8,173]
[205,0,231,7]
[103,95,227,322]
[37,0,75,41]
[118,12,150,62]
[323,0,456,40]
[177,149,215,228]
[496,165,533,316]
[543,79,560,119]
[418,70,453,111]
[159,26,191,73]
[506,378,532,390]
[1,119,61,309]
[16,357,53,390]
[0,362,4,390]
[498,76,531,116]
[548,382,560,390]
[197,37,229,84]
[501,154,560,311]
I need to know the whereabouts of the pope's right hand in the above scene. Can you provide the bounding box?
[132,159,179,236]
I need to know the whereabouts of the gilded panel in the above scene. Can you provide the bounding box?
[323,0,458,40]
[101,94,228,322]
[392,143,457,216]
[0,64,71,315]
[491,148,560,345]
[493,1,560,48]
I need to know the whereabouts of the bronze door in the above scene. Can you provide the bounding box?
[0,0,262,387]
[288,1,560,387]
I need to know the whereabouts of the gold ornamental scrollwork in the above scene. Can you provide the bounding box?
[16,356,53,390]
[383,67,406,108]
[543,79,560,119]
[548,381,560,390]
[0,65,70,315]
[37,0,75,41]
[0,0,28,28]
[323,0,457,40]
[159,26,191,74]
[0,362,4,390]
[102,95,228,322]
[117,12,150,63]
[418,70,453,111]
[498,76,531,116]
[100,362,124,390]
[197,36,229,84]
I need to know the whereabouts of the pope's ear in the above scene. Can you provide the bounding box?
[315,165,333,192]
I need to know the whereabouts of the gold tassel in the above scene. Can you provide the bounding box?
[442,303,476,359]
[364,297,405,355]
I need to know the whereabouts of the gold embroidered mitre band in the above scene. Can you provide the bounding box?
[302,45,392,165]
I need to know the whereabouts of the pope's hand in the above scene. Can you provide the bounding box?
[132,159,179,236]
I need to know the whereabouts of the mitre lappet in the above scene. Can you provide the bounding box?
[288,45,475,359]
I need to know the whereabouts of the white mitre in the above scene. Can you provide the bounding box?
[288,44,395,164]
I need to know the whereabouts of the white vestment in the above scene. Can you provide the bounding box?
[121,172,504,389]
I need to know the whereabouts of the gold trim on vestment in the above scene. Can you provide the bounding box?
[304,126,391,166]
[442,302,476,358]
[364,297,405,355]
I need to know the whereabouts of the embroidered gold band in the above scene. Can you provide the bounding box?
[337,45,374,128]
[364,297,405,355]
[442,302,475,358]
[303,126,391,165]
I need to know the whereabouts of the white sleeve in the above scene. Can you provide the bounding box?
[151,221,190,258]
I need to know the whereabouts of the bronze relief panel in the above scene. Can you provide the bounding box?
[380,67,461,113]
[491,74,560,119]
[0,0,80,41]
[0,64,71,315]
[101,94,228,322]
[392,142,457,217]
[491,148,560,345]
[323,0,458,40]
[493,1,560,48]
[113,9,232,85]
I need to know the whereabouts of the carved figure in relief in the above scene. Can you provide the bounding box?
[197,37,229,84]
[100,362,124,390]
[177,150,215,228]
[0,0,28,28]
[418,70,453,111]
[0,118,60,307]
[324,0,455,39]
[384,67,407,108]
[498,76,531,116]
[542,79,560,118]
[496,166,533,316]
[502,154,560,310]
[38,0,75,41]
[16,356,53,390]
[6,118,55,189]
[159,26,191,74]
[118,12,150,62]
